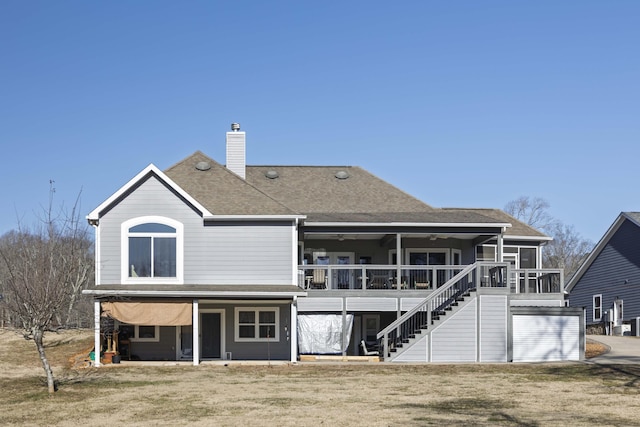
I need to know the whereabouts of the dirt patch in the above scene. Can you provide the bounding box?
[1,329,639,426]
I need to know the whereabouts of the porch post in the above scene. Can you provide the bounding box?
[290,297,298,363]
[497,230,504,262]
[396,233,402,285]
[193,299,199,366]
[342,303,347,356]
[93,300,101,367]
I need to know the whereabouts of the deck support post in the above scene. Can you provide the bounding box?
[193,299,199,366]
[497,231,504,263]
[341,302,347,356]
[291,297,298,363]
[94,300,101,367]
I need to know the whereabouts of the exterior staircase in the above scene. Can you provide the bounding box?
[377,262,504,361]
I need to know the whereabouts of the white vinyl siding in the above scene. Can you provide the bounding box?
[346,298,398,311]
[479,295,507,362]
[297,298,343,311]
[513,315,580,362]
[97,176,294,285]
[431,300,477,362]
[393,334,428,362]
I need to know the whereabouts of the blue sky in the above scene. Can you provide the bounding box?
[1,1,638,243]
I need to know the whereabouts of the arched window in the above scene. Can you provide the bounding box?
[122,217,183,282]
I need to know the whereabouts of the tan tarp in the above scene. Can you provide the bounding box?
[101,301,192,326]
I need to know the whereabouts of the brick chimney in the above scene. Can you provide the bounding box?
[226,123,246,179]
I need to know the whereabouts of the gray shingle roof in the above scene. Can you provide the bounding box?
[441,208,548,238]
[164,151,297,216]
[245,165,434,214]
[162,152,547,238]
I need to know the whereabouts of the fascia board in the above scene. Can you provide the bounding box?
[86,164,213,221]
[502,235,553,241]
[204,215,306,221]
[82,289,307,298]
[565,213,625,292]
[304,221,512,228]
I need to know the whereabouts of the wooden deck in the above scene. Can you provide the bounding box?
[299,355,380,362]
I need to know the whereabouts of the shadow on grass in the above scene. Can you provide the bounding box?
[543,363,640,388]
[394,398,538,427]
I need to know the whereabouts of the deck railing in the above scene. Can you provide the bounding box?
[298,264,467,290]
[298,263,564,294]
[510,268,564,294]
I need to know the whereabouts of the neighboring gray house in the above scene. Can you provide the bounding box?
[567,212,640,336]
[84,124,583,366]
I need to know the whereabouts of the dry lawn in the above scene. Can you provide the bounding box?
[1,329,639,427]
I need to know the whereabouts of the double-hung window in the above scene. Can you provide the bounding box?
[122,217,183,283]
[235,307,279,342]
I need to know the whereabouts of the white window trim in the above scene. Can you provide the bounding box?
[475,244,539,268]
[593,294,602,322]
[121,216,184,284]
[234,307,280,342]
[132,325,160,342]
[452,249,462,265]
[116,321,160,343]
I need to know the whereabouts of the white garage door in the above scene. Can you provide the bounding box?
[513,315,580,362]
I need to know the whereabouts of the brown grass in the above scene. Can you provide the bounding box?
[1,329,639,426]
[586,340,608,358]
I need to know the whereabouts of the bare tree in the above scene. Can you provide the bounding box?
[542,222,593,280]
[504,196,557,231]
[504,196,593,280]
[0,185,93,394]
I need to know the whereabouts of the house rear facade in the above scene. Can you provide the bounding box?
[84,125,583,365]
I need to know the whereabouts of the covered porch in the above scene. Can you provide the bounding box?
[86,285,306,367]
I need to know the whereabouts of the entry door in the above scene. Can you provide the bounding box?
[503,253,520,291]
[179,325,193,359]
[201,312,222,359]
[408,250,447,287]
[363,315,379,343]
[313,252,355,289]
[613,299,624,327]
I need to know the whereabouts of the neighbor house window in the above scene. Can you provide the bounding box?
[122,217,183,283]
[593,294,602,322]
[234,307,279,342]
